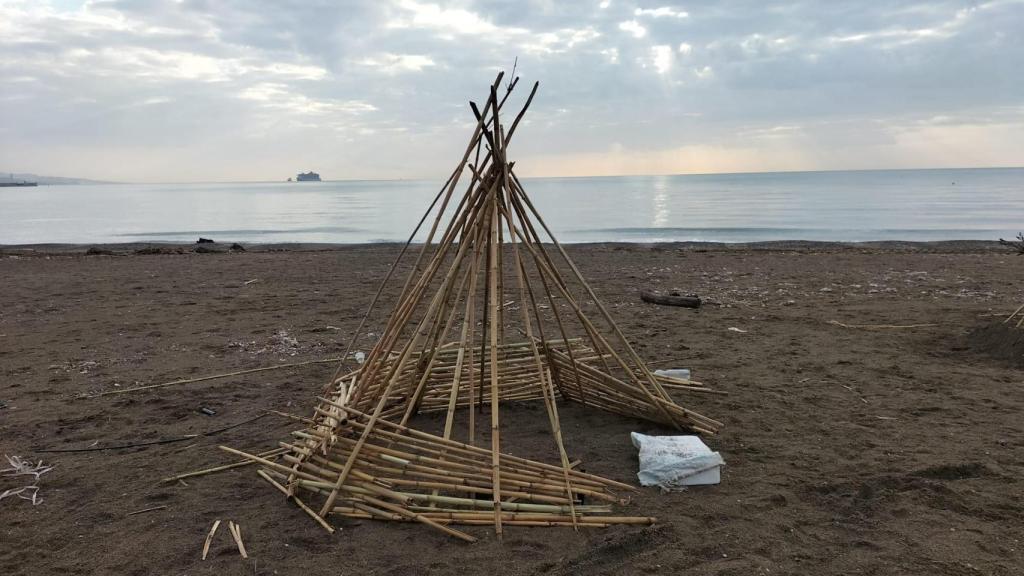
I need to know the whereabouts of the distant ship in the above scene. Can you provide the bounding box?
[296,171,321,182]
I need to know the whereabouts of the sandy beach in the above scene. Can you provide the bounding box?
[1,241,1022,575]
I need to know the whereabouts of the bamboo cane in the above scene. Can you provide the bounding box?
[201,520,221,561]
[160,447,288,483]
[256,469,336,533]
[486,146,504,538]
[310,401,637,490]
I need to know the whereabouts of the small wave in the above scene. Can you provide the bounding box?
[117,226,367,238]
[569,227,1009,243]
[583,227,1002,234]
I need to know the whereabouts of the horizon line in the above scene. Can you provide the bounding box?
[9,164,1023,186]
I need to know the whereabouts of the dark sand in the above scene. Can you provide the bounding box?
[1,242,1022,575]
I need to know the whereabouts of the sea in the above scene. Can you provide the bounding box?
[1,167,1022,245]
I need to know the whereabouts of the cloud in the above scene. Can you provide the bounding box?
[651,45,672,74]
[618,20,647,38]
[387,0,503,36]
[521,27,601,55]
[386,1,599,55]
[634,7,689,19]
[239,83,376,116]
[357,53,437,73]
[0,0,1021,181]
[693,65,713,79]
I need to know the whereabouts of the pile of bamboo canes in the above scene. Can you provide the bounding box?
[227,72,721,540]
[336,338,597,419]
[224,407,653,542]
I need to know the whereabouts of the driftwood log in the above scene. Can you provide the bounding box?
[640,290,701,308]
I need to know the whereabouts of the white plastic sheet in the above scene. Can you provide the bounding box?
[631,432,725,491]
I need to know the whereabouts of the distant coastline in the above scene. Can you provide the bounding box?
[0,172,117,185]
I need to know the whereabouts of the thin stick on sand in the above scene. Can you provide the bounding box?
[35,413,271,453]
[201,520,221,560]
[227,521,248,559]
[1004,302,1024,325]
[91,358,342,397]
[828,320,939,330]
[126,505,167,516]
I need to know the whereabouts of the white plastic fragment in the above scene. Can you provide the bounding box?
[630,433,724,491]
[654,368,691,380]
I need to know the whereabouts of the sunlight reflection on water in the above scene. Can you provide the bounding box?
[1,168,1021,244]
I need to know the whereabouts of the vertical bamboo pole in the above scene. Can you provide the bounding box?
[496,179,505,371]
[486,83,505,539]
[487,182,503,539]
[476,216,491,423]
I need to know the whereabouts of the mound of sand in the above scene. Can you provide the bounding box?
[966,321,1024,367]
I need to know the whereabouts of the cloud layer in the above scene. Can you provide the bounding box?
[1,0,1022,181]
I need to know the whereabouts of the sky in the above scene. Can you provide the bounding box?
[0,0,1022,182]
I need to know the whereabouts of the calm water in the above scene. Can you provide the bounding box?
[1,168,1022,245]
